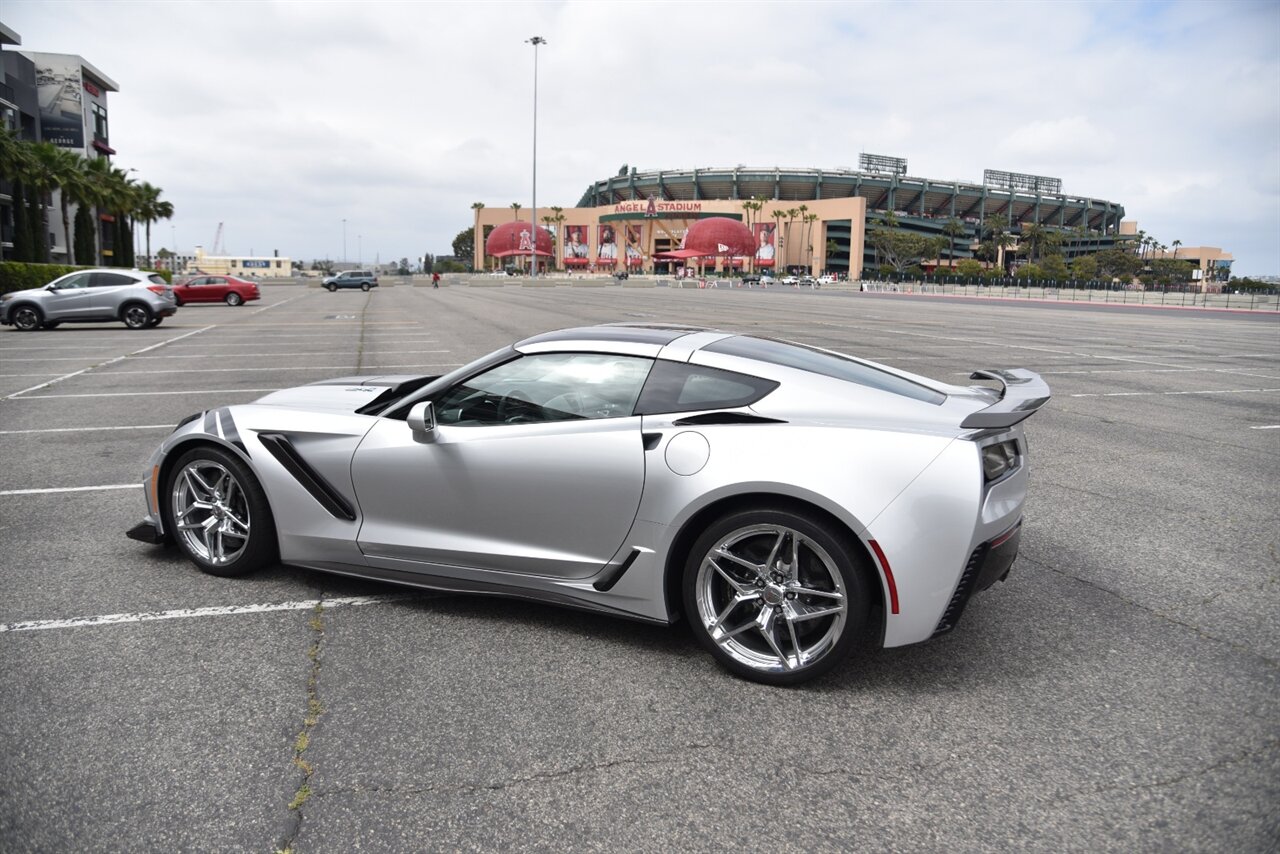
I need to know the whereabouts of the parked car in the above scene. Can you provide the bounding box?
[780,275,800,286]
[760,274,776,286]
[817,275,838,285]
[486,270,513,278]
[322,271,379,291]
[127,323,1050,685]
[172,274,260,306]
[741,274,761,285]
[1,268,177,331]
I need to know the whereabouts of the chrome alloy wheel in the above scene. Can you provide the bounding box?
[695,524,847,673]
[171,460,251,566]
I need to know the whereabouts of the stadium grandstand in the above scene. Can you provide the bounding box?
[576,158,1129,274]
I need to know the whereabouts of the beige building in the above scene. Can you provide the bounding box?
[473,197,866,278]
[1119,221,1233,282]
[185,247,293,277]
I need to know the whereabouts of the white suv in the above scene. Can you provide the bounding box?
[1,269,178,331]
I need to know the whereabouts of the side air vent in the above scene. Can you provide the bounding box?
[257,433,357,521]
[671,412,786,426]
[932,544,989,637]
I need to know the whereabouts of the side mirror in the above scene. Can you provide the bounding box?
[407,401,436,443]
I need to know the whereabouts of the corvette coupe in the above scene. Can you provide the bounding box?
[127,325,1049,684]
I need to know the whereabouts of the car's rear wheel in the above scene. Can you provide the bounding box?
[42,320,62,330]
[683,507,870,685]
[10,305,42,331]
[165,445,277,578]
[121,303,153,329]
[225,292,243,306]
[147,316,164,327]
[174,295,184,306]
[360,282,370,291]
[326,283,337,292]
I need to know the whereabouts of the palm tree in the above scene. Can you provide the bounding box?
[784,208,799,269]
[27,142,70,262]
[136,182,174,267]
[510,202,522,221]
[942,217,966,270]
[985,213,1011,272]
[44,145,87,264]
[803,213,818,269]
[826,238,839,273]
[1171,239,1182,258]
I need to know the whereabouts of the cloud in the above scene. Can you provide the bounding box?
[4,0,1278,273]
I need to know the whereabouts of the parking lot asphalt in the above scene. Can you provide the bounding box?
[1,283,1277,852]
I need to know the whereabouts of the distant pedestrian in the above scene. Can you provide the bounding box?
[431,272,440,289]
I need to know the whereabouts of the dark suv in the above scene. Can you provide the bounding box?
[322,270,379,291]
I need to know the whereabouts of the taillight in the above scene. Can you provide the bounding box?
[146,285,166,295]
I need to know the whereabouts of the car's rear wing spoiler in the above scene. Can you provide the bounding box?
[960,369,1051,429]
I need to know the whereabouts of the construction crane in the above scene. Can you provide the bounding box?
[212,222,225,256]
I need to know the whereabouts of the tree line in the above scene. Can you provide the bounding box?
[0,129,173,267]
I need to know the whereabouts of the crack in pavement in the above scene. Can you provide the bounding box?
[1020,555,1279,669]
[310,742,717,801]
[1050,738,1280,806]
[276,599,328,853]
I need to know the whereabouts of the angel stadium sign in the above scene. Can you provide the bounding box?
[613,201,703,215]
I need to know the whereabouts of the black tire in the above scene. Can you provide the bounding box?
[42,320,62,330]
[121,302,153,329]
[10,305,42,331]
[326,283,337,292]
[163,444,278,578]
[682,506,870,686]
[174,295,184,306]
[225,292,243,306]
[360,282,370,291]
[147,316,164,327]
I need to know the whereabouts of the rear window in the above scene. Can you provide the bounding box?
[704,336,945,405]
[148,274,168,285]
[635,361,778,415]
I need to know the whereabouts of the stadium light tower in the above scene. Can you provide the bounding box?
[527,35,546,279]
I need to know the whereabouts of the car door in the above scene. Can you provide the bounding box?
[351,351,654,580]
[42,271,96,319]
[204,277,231,301]
[87,271,143,317]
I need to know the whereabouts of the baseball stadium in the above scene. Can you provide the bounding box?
[468,153,1234,280]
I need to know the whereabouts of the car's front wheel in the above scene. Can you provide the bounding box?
[10,305,43,331]
[326,283,337,292]
[360,282,370,291]
[164,445,277,577]
[225,292,243,306]
[683,507,870,685]
[121,303,153,329]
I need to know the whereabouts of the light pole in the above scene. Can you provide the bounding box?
[358,234,362,266]
[527,35,546,280]
[342,219,347,264]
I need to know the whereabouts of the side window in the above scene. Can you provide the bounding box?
[635,361,779,415]
[52,272,92,289]
[89,272,137,287]
[436,353,653,427]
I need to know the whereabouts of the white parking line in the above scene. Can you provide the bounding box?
[9,388,280,399]
[1250,425,1280,430]
[0,484,139,495]
[0,425,171,435]
[0,594,409,633]
[3,326,216,400]
[1070,388,1280,398]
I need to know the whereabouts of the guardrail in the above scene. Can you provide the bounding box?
[857,281,1280,312]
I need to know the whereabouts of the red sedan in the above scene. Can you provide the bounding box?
[172,275,261,306]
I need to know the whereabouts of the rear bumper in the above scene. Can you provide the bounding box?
[932,519,1022,637]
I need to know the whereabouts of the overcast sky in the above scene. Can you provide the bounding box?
[5,0,1278,274]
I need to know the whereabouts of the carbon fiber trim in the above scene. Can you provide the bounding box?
[257,433,356,521]
[932,543,989,637]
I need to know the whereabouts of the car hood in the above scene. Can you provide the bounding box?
[252,375,426,413]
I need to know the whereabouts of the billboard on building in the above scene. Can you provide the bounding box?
[625,225,643,266]
[33,58,85,149]
[597,225,618,265]
[564,225,590,266]
[754,223,777,267]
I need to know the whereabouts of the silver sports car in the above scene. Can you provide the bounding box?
[128,325,1049,684]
